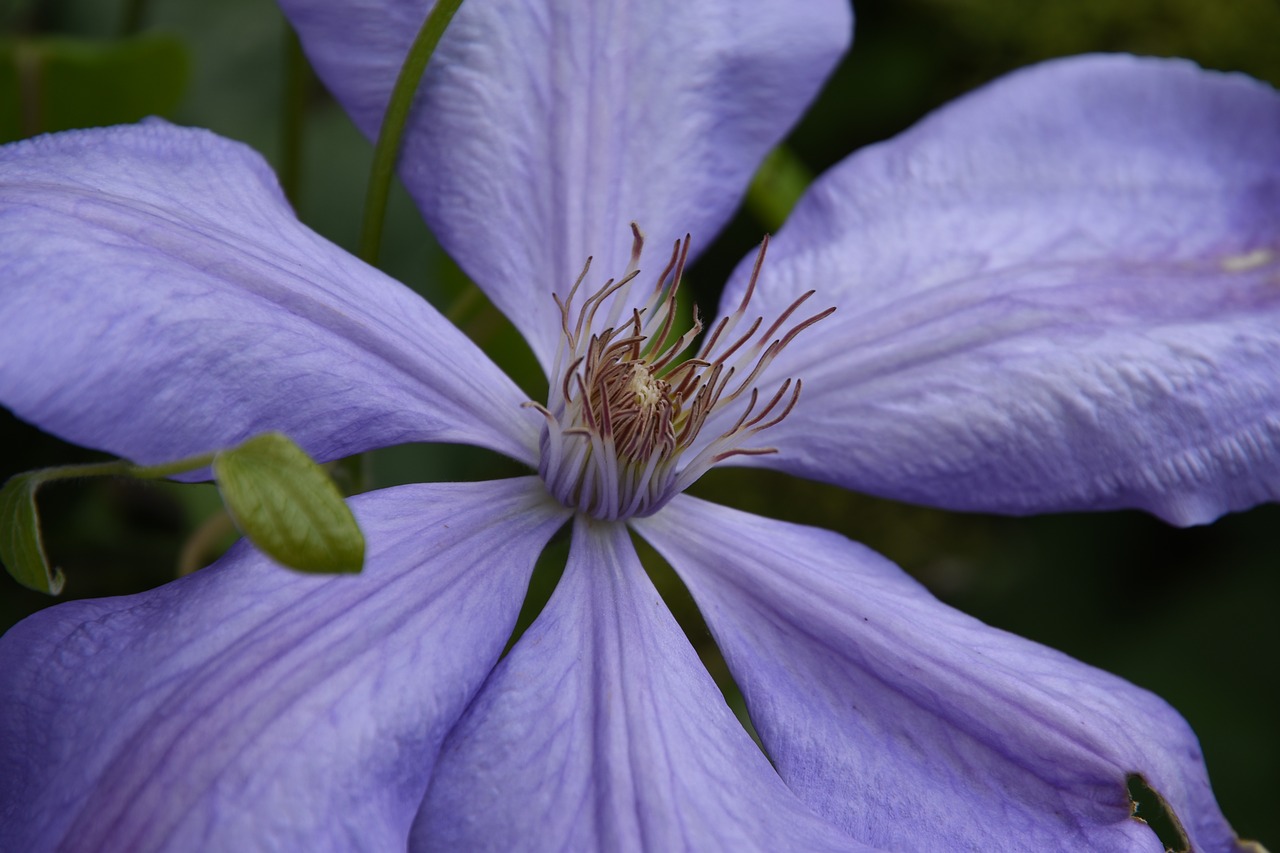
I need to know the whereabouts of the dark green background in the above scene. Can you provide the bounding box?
[2,0,1277,846]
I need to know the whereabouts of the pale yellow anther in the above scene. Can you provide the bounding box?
[628,363,663,409]
[533,227,829,520]
[1221,248,1274,273]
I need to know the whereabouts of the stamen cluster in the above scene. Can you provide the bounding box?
[529,225,832,521]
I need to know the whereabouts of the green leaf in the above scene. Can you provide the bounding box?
[0,470,64,595]
[0,33,190,142]
[213,433,365,574]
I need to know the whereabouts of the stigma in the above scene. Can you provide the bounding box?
[527,224,832,521]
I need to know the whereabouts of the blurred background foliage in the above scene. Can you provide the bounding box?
[1,0,1277,845]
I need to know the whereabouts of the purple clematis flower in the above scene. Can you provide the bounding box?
[2,0,1278,849]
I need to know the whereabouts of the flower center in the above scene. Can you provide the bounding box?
[528,224,832,521]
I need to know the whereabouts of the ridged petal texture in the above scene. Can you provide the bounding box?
[720,55,1280,525]
[636,496,1252,853]
[282,0,851,370]
[413,516,870,852]
[0,480,567,851]
[0,122,538,468]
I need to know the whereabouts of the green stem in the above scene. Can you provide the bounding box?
[25,449,219,488]
[119,0,149,36]
[357,0,465,265]
[745,145,813,232]
[14,40,43,139]
[279,24,311,206]
[444,281,482,324]
[129,451,219,480]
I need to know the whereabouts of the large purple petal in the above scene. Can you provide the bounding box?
[0,122,539,468]
[0,479,568,850]
[720,55,1280,525]
[412,515,868,851]
[634,496,1252,853]
[283,0,852,370]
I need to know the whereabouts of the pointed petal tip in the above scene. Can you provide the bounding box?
[719,53,1280,523]
[285,0,852,370]
[1,121,539,469]
[0,479,566,851]
[636,496,1249,853]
